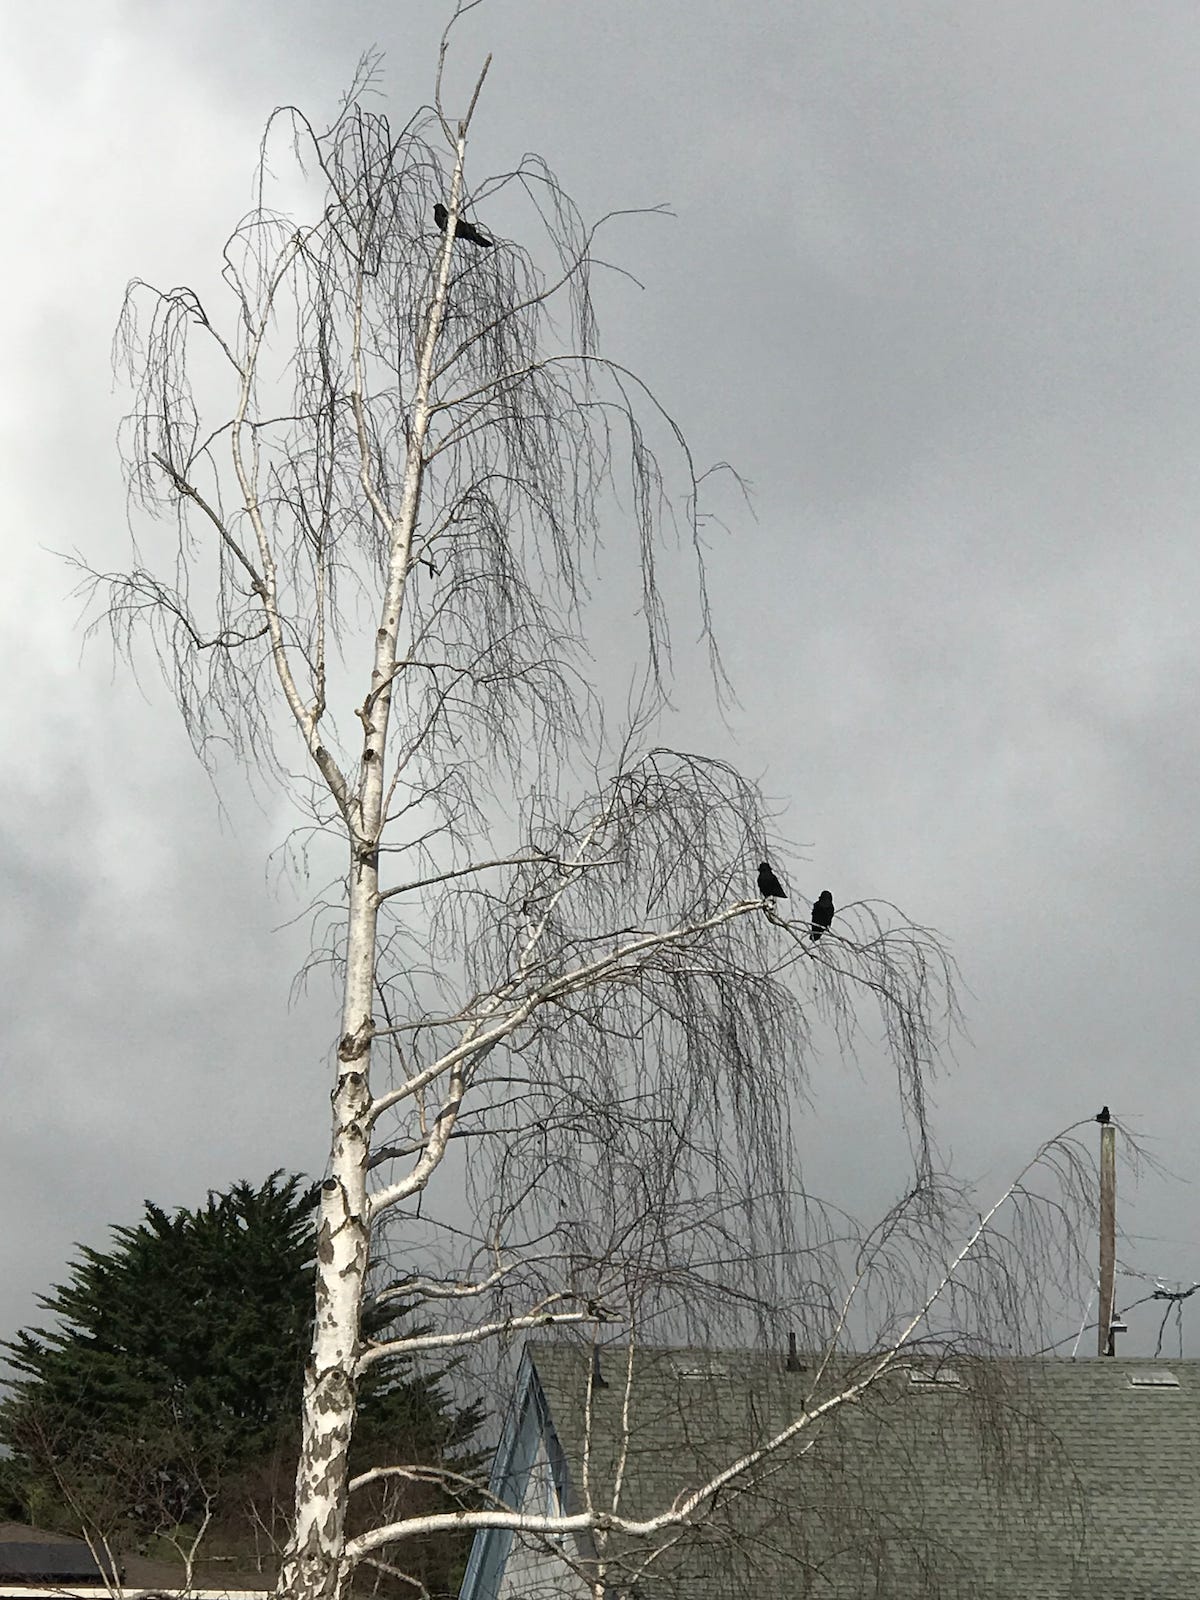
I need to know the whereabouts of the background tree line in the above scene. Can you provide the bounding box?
[0,1172,483,1597]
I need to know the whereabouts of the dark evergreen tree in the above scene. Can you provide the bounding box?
[0,1173,483,1596]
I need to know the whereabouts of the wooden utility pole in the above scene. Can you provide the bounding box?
[1098,1121,1117,1356]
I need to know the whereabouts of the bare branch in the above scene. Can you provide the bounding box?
[96,45,991,1600]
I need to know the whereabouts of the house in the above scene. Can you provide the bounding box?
[0,1521,269,1599]
[460,1341,1200,1600]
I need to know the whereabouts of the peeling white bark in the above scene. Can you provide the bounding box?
[274,123,474,1600]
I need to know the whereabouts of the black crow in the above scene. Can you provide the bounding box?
[1096,1105,1111,1125]
[810,890,834,941]
[434,202,494,248]
[757,862,786,900]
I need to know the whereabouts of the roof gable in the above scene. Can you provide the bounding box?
[459,1347,576,1600]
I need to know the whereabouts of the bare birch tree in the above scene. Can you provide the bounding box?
[81,18,1094,1600]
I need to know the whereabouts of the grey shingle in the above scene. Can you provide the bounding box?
[521,1342,1200,1600]
[0,1541,106,1582]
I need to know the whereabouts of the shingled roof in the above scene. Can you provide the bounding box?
[462,1342,1200,1600]
[0,1521,270,1598]
[0,1542,105,1584]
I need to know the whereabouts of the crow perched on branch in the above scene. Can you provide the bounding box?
[810,890,834,941]
[757,862,786,901]
[434,202,494,248]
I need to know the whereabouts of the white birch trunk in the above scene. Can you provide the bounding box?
[274,858,376,1600]
[274,139,469,1600]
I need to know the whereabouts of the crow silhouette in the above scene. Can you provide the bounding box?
[434,202,493,248]
[810,890,835,941]
[1096,1105,1111,1125]
[757,862,786,900]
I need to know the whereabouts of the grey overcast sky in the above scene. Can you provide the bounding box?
[3,1,1199,1357]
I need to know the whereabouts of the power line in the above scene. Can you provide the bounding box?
[1151,1282,1200,1360]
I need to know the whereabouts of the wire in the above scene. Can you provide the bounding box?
[1150,1282,1200,1360]
[1069,1285,1095,1360]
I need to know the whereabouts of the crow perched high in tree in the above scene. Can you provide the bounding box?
[433,202,494,248]
[757,862,786,901]
[810,890,835,942]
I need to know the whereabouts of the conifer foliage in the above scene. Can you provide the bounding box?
[0,1173,482,1591]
